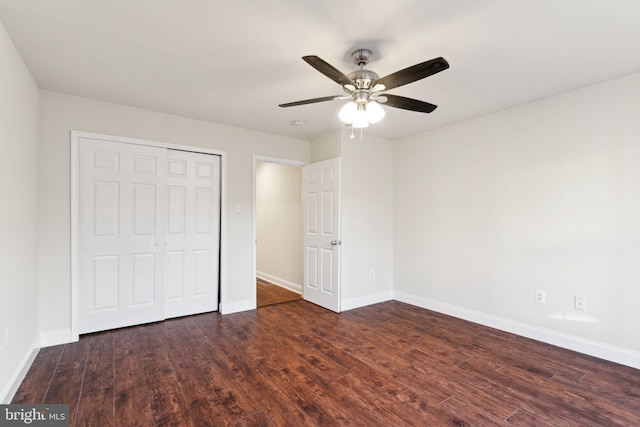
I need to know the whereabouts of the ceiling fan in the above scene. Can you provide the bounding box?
[279,49,449,128]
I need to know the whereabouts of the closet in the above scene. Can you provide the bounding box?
[77,135,220,334]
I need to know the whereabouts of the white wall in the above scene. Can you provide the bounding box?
[394,72,640,364]
[0,22,40,402]
[310,130,395,310]
[38,91,309,340]
[340,130,395,309]
[310,129,341,163]
[256,161,302,291]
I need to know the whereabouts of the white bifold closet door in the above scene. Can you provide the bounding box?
[165,149,220,319]
[78,137,220,334]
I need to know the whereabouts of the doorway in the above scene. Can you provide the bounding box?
[253,158,304,307]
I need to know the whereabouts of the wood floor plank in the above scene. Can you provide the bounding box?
[200,316,273,362]
[384,300,488,335]
[348,343,454,405]
[298,332,405,391]
[164,323,238,425]
[456,359,589,427]
[256,279,301,307]
[11,300,640,426]
[170,344,263,427]
[254,357,350,426]
[44,339,90,427]
[113,327,153,427]
[335,312,419,354]
[333,373,424,425]
[394,389,478,426]
[137,323,195,427]
[505,407,561,427]
[472,329,589,381]
[294,364,390,426]
[438,395,510,426]
[220,354,313,427]
[11,345,63,404]
[165,319,259,425]
[210,317,350,426]
[551,370,640,413]
[496,363,640,426]
[74,332,115,427]
[235,411,273,427]
[401,349,519,420]
[268,330,350,380]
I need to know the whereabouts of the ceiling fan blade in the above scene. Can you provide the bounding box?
[375,57,449,91]
[302,55,354,87]
[382,94,438,113]
[279,95,340,108]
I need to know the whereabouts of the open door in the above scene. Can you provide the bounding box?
[302,157,341,312]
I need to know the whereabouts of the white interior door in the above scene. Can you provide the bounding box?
[165,150,220,318]
[79,138,167,333]
[78,136,221,334]
[302,157,341,312]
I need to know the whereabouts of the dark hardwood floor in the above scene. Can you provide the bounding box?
[12,300,640,426]
[256,278,301,307]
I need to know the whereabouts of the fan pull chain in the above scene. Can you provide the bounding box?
[348,125,364,141]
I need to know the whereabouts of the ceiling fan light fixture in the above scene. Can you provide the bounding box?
[339,100,384,128]
[366,101,385,124]
[338,101,357,124]
[352,104,370,128]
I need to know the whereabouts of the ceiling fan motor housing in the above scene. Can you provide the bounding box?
[346,69,380,91]
[348,49,378,101]
[346,70,380,106]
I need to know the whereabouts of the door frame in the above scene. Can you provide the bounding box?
[71,130,227,341]
[251,155,305,308]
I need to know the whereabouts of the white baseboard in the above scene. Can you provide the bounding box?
[256,271,302,293]
[342,291,393,312]
[1,337,40,404]
[40,329,72,348]
[220,299,255,315]
[394,291,640,370]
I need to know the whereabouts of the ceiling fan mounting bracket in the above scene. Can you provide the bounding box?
[351,49,373,67]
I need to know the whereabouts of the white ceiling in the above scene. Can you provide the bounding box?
[1,0,640,141]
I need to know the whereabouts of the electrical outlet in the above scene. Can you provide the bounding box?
[574,296,586,311]
[535,289,546,303]
[369,269,375,279]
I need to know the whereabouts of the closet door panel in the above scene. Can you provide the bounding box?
[79,138,167,334]
[165,150,221,318]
